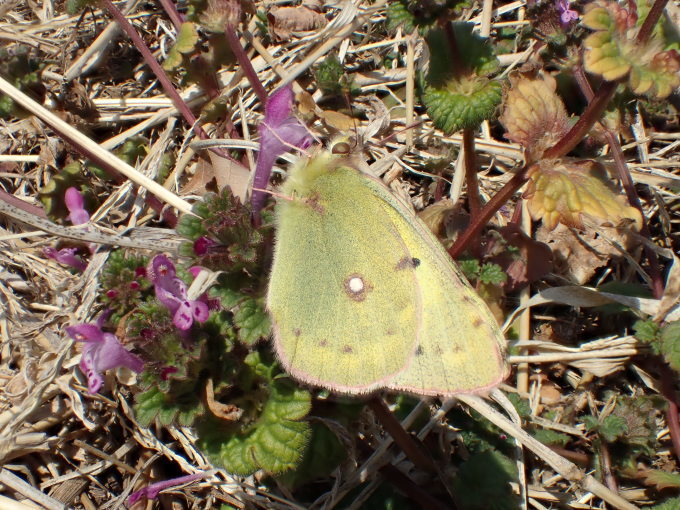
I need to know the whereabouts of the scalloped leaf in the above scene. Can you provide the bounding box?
[660,321,680,373]
[199,380,312,475]
[423,79,502,134]
[163,22,200,71]
[499,72,570,163]
[643,470,680,490]
[386,0,470,35]
[233,298,271,345]
[135,384,202,427]
[583,1,680,99]
[523,159,643,231]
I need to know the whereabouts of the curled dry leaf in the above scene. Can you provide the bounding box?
[524,159,642,231]
[267,5,327,42]
[499,71,570,163]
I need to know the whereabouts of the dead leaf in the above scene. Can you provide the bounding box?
[319,109,355,132]
[268,5,326,41]
[183,151,251,202]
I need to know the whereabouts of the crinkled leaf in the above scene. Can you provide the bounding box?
[524,159,643,231]
[386,0,470,35]
[423,79,502,134]
[649,498,680,510]
[479,263,507,286]
[135,385,202,427]
[499,72,570,163]
[200,380,312,476]
[633,319,660,343]
[583,1,680,99]
[660,321,680,372]
[163,22,199,71]
[531,428,570,447]
[233,298,271,345]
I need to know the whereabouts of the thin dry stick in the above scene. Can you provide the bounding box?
[457,393,639,510]
[0,469,66,510]
[0,75,192,214]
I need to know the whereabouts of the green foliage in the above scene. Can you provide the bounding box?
[648,497,680,510]
[452,450,518,510]
[478,263,508,286]
[314,54,359,96]
[633,319,661,343]
[531,428,571,447]
[163,22,200,71]
[276,421,346,489]
[232,297,271,345]
[644,469,680,490]
[386,0,470,35]
[87,137,149,181]
[583,414,628,443]
[197,369,312,476]
[65,0,97,14]
[421,24,502,133]
[660,321,680,372]
[39,163,91,221]
[458,258,507,286]
[0,48,45,118]
[99,250,150,321]
[582,0,680,99]
[459,258,481,281]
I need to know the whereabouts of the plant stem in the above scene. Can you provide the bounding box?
[636,0,669,44]
[463,128,481,218]
[573,64,663,298]
[100,0,208,140]
[156,0,184,30]
[224,23,267,105]
[449,170,529,259]
[367,398,437,474]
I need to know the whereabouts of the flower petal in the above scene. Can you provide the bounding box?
[173,301,195,330]
[191,300,210,322]
[66,323,104,343]
[149,254,176,282]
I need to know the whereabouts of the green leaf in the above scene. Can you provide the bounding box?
[648,497,680,510]
[276,422,347,489]
[531,428,570,447]
[199,380,312,476]
[633,319,660,343]
[479,263,508,285]
[233,298,271,345]
[598,415,628,442]
[452,450,518,510]
[134,385,202,427]
[660,321,680,372]
[163,22,200,71]
[423,79,502,134]
[459,258,481,281]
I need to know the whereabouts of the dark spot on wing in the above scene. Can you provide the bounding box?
[462,295,474,304]
[472,318,484,328]
[293,328,301,337]
[395,257,419,271]
[386,328,396,336]
[415,345,424,356]
[342,345,353,353]
[319,339,328,347]
[434,346,444,355]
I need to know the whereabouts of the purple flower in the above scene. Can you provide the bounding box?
[128,472,207,505]
[149,255,210,330]
[251,85,314,217]
[64,187,90,226]
[66,323,144,393]
[193,236,216,256]
[557,0,578,24]
[44,246,88,272]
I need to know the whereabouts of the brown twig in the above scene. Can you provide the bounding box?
[367,397,437,474]
[224,23,267,105]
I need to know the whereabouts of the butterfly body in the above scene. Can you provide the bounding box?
[267,148,506,396]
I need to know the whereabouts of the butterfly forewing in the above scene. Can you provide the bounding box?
[268,164,422,393]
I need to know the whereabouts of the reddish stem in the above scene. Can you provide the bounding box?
[463,128,480,219]
[224,23,267,105]
[449,170,529,259]
[659,364,680,462]
[368,398,437,474]
[636,0,669,44]
[100,0,208,140]
[156,0,184,30]
[573,64,663,298]
[0,189,46,217]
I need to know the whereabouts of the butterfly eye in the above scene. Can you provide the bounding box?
[332,142,351,155]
